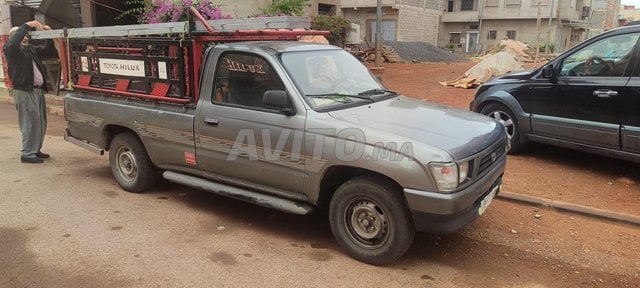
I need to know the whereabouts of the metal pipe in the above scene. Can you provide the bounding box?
[189,6,214,33]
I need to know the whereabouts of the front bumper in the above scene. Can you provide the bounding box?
[403,156,505,233]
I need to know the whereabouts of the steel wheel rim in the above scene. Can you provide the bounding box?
[116,147,137,181]
[345,198,389,249]
[490,110,515,142]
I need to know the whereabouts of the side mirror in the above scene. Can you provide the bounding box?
[263,90,294,116]
[542,65,556,82]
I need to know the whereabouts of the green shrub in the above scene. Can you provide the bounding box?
[311,15,354,46]
[264,0,309,16]
[444,43,455,52]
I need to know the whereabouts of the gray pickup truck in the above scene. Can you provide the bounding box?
[64,40,506,265]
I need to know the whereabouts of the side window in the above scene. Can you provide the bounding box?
[560,33,640,77]
[213,53,286,110]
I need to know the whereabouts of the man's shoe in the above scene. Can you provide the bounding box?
[21,156,44,164]
[36,152,50,158]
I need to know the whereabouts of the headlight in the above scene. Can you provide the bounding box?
[429,161,469,192]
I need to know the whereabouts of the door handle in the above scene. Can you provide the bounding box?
[593,89,618,98]
[204,117,219,126]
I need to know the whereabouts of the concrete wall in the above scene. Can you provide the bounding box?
[396,4,440,43]
[341,0,397,8]
[343,7,399,43]
[217,0,271,18]
[620,5,640,22]
[342,0,440,43]
[480,0,558,19]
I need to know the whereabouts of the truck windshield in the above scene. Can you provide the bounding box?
[281,49,390,110]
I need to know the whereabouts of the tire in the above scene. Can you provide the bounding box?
[109,133,158,193]
[480,102,526,153]
[329,176,415,265]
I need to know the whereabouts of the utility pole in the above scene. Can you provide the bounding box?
[0,0,12,34]
[375,0,382,67]
[545,0,555,54]
[478,0,484,54]
[535,0,542,66]
[80,0,96,27]
[586,0,594,39]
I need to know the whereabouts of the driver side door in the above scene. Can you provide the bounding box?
[529,32,640,150]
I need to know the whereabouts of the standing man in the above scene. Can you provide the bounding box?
[3,20,58,164]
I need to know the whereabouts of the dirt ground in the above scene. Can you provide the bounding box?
[378,62,640,216]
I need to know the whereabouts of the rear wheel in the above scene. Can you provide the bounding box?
[480,102,526,153]
[109,133,158,192]
[329,176,415,265]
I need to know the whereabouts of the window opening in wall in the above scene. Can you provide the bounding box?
[486,0,498,7]
[461,0,474,11]
[532,0,549,6]
[506,0,521,7]
[507,30,517,39]
[447,0,454,12]
[488,30,497,39]
[450,32,461,44]
[318,4,335,15]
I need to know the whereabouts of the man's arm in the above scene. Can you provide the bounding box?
[33,25,58,58]
[4,21,44,57]
[4,24,29,57]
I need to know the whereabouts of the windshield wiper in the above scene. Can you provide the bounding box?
[357,88,397,96]
[306,93,374,102]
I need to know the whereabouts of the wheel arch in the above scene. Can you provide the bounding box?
[101,124,142,152]
[475,90,531,139]
[316,165,404,212]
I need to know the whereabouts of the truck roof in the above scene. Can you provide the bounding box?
[216,41,341,54]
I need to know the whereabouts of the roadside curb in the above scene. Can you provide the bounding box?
[497,191,640,227]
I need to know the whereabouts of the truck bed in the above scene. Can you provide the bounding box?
[64,92,197,173]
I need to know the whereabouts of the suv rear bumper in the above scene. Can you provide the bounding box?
[403,156,505,233]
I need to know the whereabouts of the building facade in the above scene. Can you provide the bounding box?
[438,0,620,53]
[340,0,441,44]
[619,4,640,26]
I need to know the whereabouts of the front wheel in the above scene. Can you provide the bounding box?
[329,176,415,265]
[109,133,158,193]
[480,102,526,153]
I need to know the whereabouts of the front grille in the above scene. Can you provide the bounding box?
[477,137,507,176]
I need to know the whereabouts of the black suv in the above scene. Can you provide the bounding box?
[471,25,640,163]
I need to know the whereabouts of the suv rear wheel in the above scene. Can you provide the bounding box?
[480,103,525,153]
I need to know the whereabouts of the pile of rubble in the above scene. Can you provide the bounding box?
[486,39,538,63]
[347,41,467,63]
[346,45,403,63]
[441,39,541,89]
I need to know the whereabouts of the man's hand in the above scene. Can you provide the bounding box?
[42,25,51,31]
[26,20,43,30]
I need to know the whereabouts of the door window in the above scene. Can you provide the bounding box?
[213,53,286,111]
[560,33,640,77]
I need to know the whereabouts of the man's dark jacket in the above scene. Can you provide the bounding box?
[3,24,58,92]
